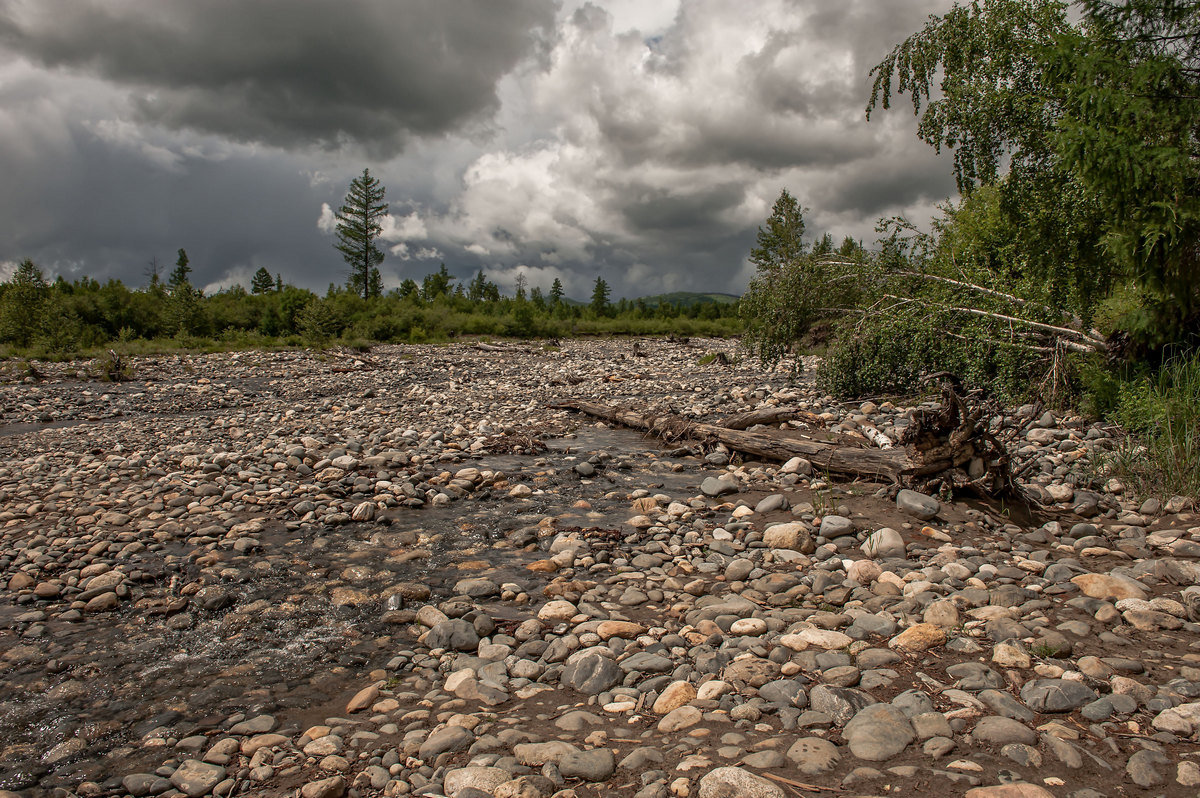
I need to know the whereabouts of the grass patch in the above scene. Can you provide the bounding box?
[1108,350,1200,498]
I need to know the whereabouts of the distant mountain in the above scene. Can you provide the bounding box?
[634,292,740,307]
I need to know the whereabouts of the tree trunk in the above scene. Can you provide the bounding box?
[553,388,1011,494]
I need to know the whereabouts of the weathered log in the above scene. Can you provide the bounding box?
[552,382,1024,496]
[719,406,800,430]
[552,399,972,482]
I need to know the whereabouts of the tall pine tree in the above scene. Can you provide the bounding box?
[335,168,388,299]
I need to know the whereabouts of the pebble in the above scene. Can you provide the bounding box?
[0,340,1191,798]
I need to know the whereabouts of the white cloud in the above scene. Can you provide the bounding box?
[316,203,338,234]
[380,211,428,242]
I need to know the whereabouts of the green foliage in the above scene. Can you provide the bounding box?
[590,277,611,317]
[1109,349,1200,497]
[815,311,1044,403]
[740,191,865,367]
[750,189,807,274]
[867,0,1071,191]
[421,264,454,301]
[1053,0,1200,339]
[250,267,274,294]
[0,259,49,346]
[95,349,134,382]
[296,298,341,343]
[169,249,191,289]
[0,258,741,357]
[336,168,388,299]
[868,0,1200,348]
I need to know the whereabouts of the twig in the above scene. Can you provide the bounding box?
[760,772,844,792]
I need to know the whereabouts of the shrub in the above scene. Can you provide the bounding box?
[1109,350,1200,497]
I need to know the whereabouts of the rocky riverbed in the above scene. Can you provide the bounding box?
[1,339,1198,798]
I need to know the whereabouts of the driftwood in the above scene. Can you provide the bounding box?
[719,406,833,431]
[553,380,1017,495]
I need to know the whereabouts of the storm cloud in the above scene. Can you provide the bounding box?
[0,0,556,154]
[0,0,957,299]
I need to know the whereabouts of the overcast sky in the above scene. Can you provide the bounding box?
[0,0,956,299]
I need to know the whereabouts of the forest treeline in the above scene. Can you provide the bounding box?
[0,256,739,355]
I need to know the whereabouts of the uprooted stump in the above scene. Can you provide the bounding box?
[552,380,1021,497]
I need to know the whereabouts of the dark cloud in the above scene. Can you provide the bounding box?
[0,0,960,301]
[620,182,745,234]
[0,0,555,156]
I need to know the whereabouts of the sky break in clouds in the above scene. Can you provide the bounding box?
[0,0,957,299]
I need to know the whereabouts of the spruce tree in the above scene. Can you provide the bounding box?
[169,249,191,289]
[335,168,388,299]
[251,267,274,295]
[590,276,611,316]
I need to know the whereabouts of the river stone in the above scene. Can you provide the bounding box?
[786,737,841,775]
[537,599,577,621]
[843,704,915,761]
[946,662,1004,691]
[1019,679,1098,712]
[896,489,940,520]
[425,619,480,652]
[658,705,703,732]
[345,683,380,713]
[1071,573,1147,601]
[514,741,579,766]
[300,776,346,798]
[759,679,808,708]
[170,760,225,798]
[809,685,877,725]
[847,560,883,584]
[558,749,615,781]
[654,681,697,713]
[701,476,738,497]
[562,651,622,694]
[861,528,906,558]
[697,767,785,798]
[889,623,945,651]
[964,786,1056,798]
[454,577,500,598]
[819,515,854,537]
[597,620,644,640]
[418,725,474,761]
[763,522,808,550]
[973,716,1037,746]
[725,558,754,582]
[782,456,812,475]
[444,767,512,797]
[1127,748,1169,787]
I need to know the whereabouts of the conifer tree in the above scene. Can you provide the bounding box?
[251,267,274,295]
[335,168,388,299]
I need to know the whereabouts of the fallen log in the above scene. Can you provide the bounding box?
[553,384,1016,494]
[719,406,800,430]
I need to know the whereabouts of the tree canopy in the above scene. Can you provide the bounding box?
[866,0,1200,348]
